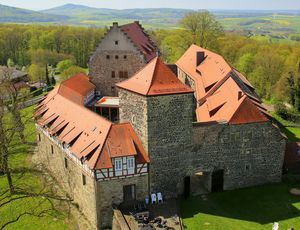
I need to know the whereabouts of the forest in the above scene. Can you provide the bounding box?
[0,15,299,119]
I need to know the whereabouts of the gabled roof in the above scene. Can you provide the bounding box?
[120,21,158,62]
[34,76,149,170]
[116,57,193,96]
[58,73,95,105]
[176,44,268,124]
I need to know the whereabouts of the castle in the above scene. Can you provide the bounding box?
[34,22,286,229]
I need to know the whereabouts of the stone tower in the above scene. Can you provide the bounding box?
[117,57,194,197]
[89,21,158,96]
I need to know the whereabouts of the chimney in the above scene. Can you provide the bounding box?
[238,91,243,100]
[196,51,205,66]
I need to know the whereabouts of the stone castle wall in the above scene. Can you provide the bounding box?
[89,51,145,96]
[118,89,286,198]
[95,175,148,228]
[190,121,286,190]
[36,128,98,228]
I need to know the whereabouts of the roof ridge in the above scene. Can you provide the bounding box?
[146,57,159,95]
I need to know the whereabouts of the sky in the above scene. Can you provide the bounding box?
[0,0,300,11]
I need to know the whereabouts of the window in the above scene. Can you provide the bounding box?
[111,86,115,93]
[115,55,119,59]
[124,55,127,59]
[82,174,86,185]
[124,71,128,78]
[111,71,115,78]
[38,134,41,142]
[127,157,135,175]
[51,145,54,154]
[115,40,119,45]
[119,71,123,78]
[64,158,68,169]
[115,158,122,176]
[106,55,110,59]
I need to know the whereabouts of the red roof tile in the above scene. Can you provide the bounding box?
[116,57,193,96]
[177,44,268,124]
[34,85,149,170]
[58,73,95,105]
[120,21,158,62]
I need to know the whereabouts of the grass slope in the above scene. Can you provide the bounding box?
[181,182,300,230]
[0,106,71,230]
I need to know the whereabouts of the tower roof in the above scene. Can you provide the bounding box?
[116,57,193,96]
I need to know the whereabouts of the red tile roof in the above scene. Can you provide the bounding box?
[116,57,193,96]
[34,85,149,170]
[58,73,95,105]
[120,21,158,63]
[176,44,268,124]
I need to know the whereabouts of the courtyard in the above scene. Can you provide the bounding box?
[180,178,300,230]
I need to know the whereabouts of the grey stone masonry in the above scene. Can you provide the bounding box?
[89,23,147,96]
[119,88,286,198]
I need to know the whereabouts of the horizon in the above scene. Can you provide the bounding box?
[0,0,300,11]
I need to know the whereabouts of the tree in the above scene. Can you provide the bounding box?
[0,67,28,192]
[60,66,86,81]
[237,53,255,76]
[180,11,223,49]
[57,59,74,73]
[28,64,45,82]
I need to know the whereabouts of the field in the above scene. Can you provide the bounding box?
[180,181,300,230]
[0,106,72,230]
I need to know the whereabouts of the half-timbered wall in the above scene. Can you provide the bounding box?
[95,156,148,181]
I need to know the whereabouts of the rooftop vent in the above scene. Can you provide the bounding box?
[196,51,205,66]
[238,91,243,100]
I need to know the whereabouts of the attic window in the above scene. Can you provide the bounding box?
[115,40,119,45]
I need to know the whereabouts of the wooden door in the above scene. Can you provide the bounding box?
[123,184,136,202]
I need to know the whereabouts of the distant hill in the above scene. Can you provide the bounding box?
[0,4,69,23]
[41,4,192,27]
[1,3,300,33]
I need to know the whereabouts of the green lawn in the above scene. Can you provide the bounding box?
[181,182,300,230]
[0,106,72,230]
[270,111,300,142]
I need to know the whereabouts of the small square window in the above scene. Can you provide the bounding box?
[106,55,110,59]
[64,158,68,169]
[82,174,86,186]
[124,55,127,59]
[115,40,119,45]
[115,55,119,59]
[245,164,251,171]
